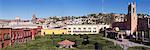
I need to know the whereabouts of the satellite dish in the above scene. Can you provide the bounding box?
[115,27,119,31]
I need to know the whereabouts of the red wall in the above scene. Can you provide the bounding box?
[0,27,40,48]
[0,28,11,48]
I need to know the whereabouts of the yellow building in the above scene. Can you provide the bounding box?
[41,29,67,35]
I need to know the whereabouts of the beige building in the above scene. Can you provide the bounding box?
[63,24,110,34]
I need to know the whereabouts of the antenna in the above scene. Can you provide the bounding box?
[133,0,136,4]
[134,0,136,2]
[101,0,104,13]
[33,10,36,15]
[32,10,37,19]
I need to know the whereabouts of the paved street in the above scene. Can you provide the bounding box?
[103,37,150,50]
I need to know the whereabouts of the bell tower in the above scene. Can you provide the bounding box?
[126,2,137,34]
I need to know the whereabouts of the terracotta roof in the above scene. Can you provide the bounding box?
[58,40,75,45]
[0,20,10,22]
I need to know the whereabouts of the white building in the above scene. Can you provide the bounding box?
[8,22,38,28]
[114,14,125,22]
[0,22,9,28]
[64,24,110,34]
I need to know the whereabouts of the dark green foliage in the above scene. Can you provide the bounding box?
[2,34,122,50]
[128,46,150,50]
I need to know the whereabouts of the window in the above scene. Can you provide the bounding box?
[78,28,81,29]
[52,32,55,34]
[93,31,97,32]
[104,27,106,29]
[4,33,10,40]
[68,28,71,29]
[83,28,86,29]
[88,28,91,29]
[68,31,71,32]
[43,32,45,35]
[64,28,67,29]
[62,32,64,34]
[74,28,76,29]
[133,8,135,13]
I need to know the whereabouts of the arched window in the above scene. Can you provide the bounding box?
[52,32,55,34]
[43,32,45,35]
[4,33,10,40]
[133,8,135,13]
[62,32,64,34]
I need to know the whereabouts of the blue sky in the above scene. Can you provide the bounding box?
[0,0,150,20]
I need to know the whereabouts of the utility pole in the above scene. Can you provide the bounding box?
[101,0,104,13]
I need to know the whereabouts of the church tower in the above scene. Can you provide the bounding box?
[32,14,37,20]
[126,2,137,34]
[31,14,37,23]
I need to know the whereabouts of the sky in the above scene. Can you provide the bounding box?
[0,0,150,20]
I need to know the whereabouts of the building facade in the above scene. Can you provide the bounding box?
[64,24,110,34]
[126,2,137,34]
[0,27,41,48]
[112,2,137,35]
[0,28,11,48]
[41,29,67,36]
